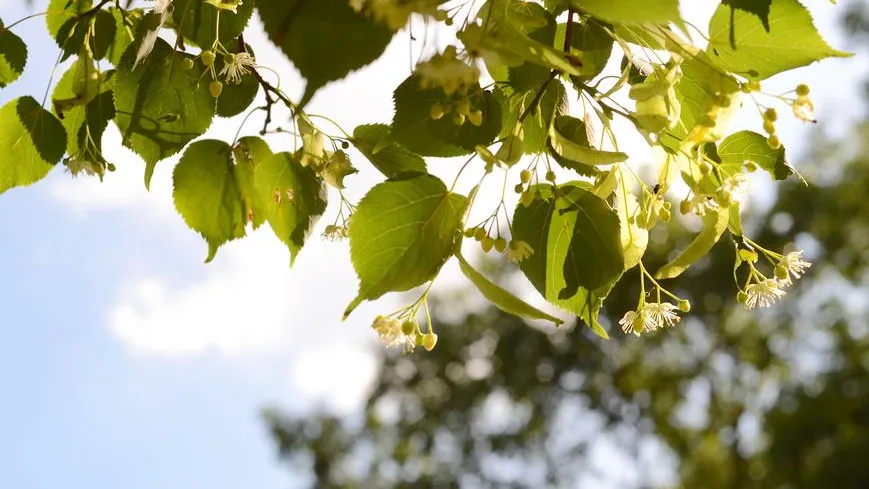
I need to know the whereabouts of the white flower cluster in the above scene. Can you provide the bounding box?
[620,302,682,336]
[416,46,481,95]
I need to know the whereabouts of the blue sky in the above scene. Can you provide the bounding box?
[0,1,864,488]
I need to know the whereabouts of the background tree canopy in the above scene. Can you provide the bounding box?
[264,6,869,486]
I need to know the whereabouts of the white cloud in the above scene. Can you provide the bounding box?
[290,342,380,415]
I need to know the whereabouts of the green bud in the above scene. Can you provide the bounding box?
[678,299,691,312]
[401,320,416,336]
[545,170,556,183]
[767,134,781,149]
[422,333,438,351]
[481,236,494,252]
[763,107,778,122]
[474,227,486,241]
[494,238,508,253]
[796,84,810,97]
[514,183,524,194]
[430,103,445,120]
[209,80,223,98]
[181,58,195,71]
[738,248,759,263]
[201,50,216,67]
[737,291,749,304]
[520,169,532,183]
[658,208,671,222]
[775,265,789,280]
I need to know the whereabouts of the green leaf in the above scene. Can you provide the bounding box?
[106,7,141,67]
[51,61,115,170]
[723,0,772,31]
[173,0,255,48]
[214,47,259,118]
[504,3,557,92]
[0,97,67,194]
[655,206,730,280]
[513,184,624,305]
[719,130,794,180]
[113,37,215,188]
[345,174,468,318]
[554,19,614,82]
[569,0,680,25]
[456,252,563,326]
[232,136,273,230]
[707,0,851,80]
[495,79,567,155]
[351,124,427,178]
[0,20,27,88]
[391,75,502,157]
[173,140,247,262]
[46,0,91,59]
[548,115,627,171]
[257,0,394,107]
[254,152,328,265]
[664,55,740,147]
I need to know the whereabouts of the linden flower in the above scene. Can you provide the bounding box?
[508,240,534,263]
[744,279,786,309]
[134,0,173,68]
[220,52,256,84]
[778,250,812,286]
[619,308,648,336]
[322,224,349,241]
[792,95,816,123]
[416,48,480,95]
[721,173,749,205]
[687,193,719,216]
[644,302,682,330]
[372,316,415,351]
[64,155,102,179]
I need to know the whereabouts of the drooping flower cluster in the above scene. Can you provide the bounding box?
[620,301,682,336]
[371,315,438,352]
[219,52,256,84]
[737,249,812,310]
[371,315,416,351]
[416,46,481,95]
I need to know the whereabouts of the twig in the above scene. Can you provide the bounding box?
[238,34,297,135]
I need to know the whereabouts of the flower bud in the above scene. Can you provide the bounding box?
[763,107,777,122]
[737,290,749,304]
[678,299,691,312]
[209,80,223,98]
[775,265,789,281]
[201,50,216,66]
[494,238,508,253]
[430,103,446,120]
[422,333,438,351]
[474,227,486,241]
[520,169,532,183]
[481,236,494,252]
[796,84,810,97]
[401,320,416,336]
[767,134,781,149]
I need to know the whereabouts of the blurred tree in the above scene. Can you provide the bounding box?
[265,9,869,488]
